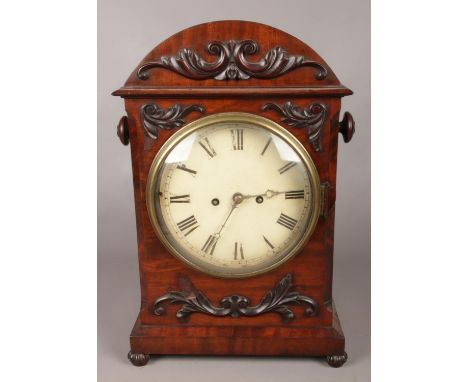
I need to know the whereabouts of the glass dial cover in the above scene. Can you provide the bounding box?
[146,113,321,278]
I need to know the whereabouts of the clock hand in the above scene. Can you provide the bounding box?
[242,189,285,200]
[264,190,284,199]
[212,193,244,237]
[215,201,237,236]
[202,199,237,255]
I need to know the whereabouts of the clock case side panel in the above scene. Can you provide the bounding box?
[124,96,343,330]
[123,103,148,312]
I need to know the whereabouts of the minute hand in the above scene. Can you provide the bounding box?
[215,202,237,236]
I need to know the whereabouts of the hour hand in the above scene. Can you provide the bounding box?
[264,189,283,199]
[262,189,305,199]
[245,189,307,200]
[242,189,283,200]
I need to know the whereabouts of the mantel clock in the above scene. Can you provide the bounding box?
[113,21,355,368]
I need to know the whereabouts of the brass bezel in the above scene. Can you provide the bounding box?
[146,112,322,278]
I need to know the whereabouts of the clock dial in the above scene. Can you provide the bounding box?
[147,113,321,278]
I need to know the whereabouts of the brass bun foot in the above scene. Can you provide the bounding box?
[128,351,150,366]
[326,352,348,368]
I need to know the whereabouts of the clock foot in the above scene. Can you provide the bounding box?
[128,351,150,366]
[326,352,348,368]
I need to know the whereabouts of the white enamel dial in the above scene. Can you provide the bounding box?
[147,113,321,278]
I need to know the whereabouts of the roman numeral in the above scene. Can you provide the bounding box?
[176,215,199,236]
[170,194,190,203]
[234,242,245,260]
[231,129,244,150]
[198,138,217,158]
[278,161,297,174]
[169,195,190,203]
[201,235,219,255]
[176,164,197,175]
[276,213,298,231]
[285,190,305,199]
[260,137,272,156]
[263,235,274,250]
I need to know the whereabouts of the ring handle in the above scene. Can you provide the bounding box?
[338,112,355,143]
[117,116,129,146]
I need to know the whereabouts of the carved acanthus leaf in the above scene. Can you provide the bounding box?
[153,273,318,323]
[262,102,327,152]
[137,40,327,81]
[140,103,205,140]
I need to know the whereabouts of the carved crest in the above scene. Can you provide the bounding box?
[153,273,318,323]
[262,102,327,152]
[137,40,327,81]
[140,103,205,140]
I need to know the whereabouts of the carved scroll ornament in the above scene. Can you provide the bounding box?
[137,40,327,81]
[140,103,205,140]
[153,273,318,323]
[262,102,327,152]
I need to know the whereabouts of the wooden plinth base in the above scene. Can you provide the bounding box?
[128,302,346,367]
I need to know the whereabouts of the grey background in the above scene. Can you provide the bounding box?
[98,0,370,381]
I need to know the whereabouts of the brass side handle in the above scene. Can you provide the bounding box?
[117,116,129,145]
[339,111,355,143]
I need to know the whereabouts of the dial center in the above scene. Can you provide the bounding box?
[232,192,244,205]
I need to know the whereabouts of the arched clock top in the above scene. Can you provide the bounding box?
[113,21,351,95]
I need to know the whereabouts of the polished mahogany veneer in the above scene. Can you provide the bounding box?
[113,20,354,368]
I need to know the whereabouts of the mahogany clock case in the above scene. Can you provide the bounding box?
[112,20,355,367]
